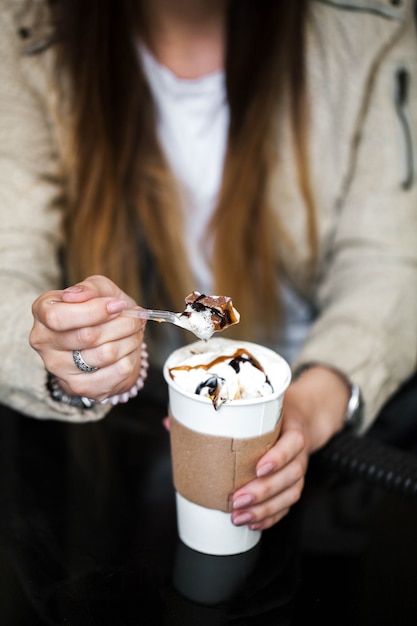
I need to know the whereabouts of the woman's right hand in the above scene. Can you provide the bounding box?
[30,275,146,402]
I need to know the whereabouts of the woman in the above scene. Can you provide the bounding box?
[1,0,417,531]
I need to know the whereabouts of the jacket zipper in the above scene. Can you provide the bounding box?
[394,66,414,190]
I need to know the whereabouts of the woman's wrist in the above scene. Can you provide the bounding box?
[47,374,97,409]
[47,342,149,409]
[292,362,364,432]
[287,364,350,452]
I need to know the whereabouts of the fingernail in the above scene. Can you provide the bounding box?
[257,462,274,478]
[232,512,253,526]
[106,299,127,314]
[64,284,84,293]
[233,494,254,509]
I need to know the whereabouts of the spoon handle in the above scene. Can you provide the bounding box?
[121,308,179,324]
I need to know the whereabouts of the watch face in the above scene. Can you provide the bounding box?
[346,383,364,430]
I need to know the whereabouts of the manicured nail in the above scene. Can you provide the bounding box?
[257,462,274,478]
[232,512,253,526]
[233,494,254,509]
[64,285,84,293]
[106,299,127,314]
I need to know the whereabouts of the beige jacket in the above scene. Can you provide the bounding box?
[0,0,416,430]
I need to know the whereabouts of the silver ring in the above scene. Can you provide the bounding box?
[72,349,98,373]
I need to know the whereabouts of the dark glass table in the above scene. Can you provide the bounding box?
[1,368,417,625]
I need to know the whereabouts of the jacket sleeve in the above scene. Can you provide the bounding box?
[294,0,417,432]
[0,3,110,421]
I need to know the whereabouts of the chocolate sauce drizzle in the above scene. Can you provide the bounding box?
[180,293,236,330]
[169,348,274,409]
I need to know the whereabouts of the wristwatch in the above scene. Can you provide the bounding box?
[344,381,364,431]
[292,362,364,431]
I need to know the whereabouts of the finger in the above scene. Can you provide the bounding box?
[255,426,305,477]
[233,452,306,511]
[249,506,291,530]
[61,275,132,304]
[32,289,64,312]
[37,296,132,333]
[70,331,142,374]
[43,320,144,376]
[54,313,145,353]
[60,344,145,401]
[248,478,304,530]
[30,305,144,363]
[232,477,305,531]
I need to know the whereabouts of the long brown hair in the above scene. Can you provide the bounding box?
[51,0,314,337]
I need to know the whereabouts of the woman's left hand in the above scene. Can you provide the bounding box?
[231,366,349,530]
[231,408,308,530]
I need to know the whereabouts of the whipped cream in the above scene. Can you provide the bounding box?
[168,340,274,409]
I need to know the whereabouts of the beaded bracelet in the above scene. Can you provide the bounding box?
[100,343,149,406]
[48,342,149,410]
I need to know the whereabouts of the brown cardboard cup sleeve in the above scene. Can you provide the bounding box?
[169,410,282,513]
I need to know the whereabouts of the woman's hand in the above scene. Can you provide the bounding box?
[30,275,146,402]
[231,366,350,530]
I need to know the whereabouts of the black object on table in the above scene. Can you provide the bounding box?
[1,368,417,626]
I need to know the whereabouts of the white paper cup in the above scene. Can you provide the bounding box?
[163,338,291,556]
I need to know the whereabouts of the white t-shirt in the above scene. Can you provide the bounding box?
[139,46,313,363]
[140,46,227,294]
